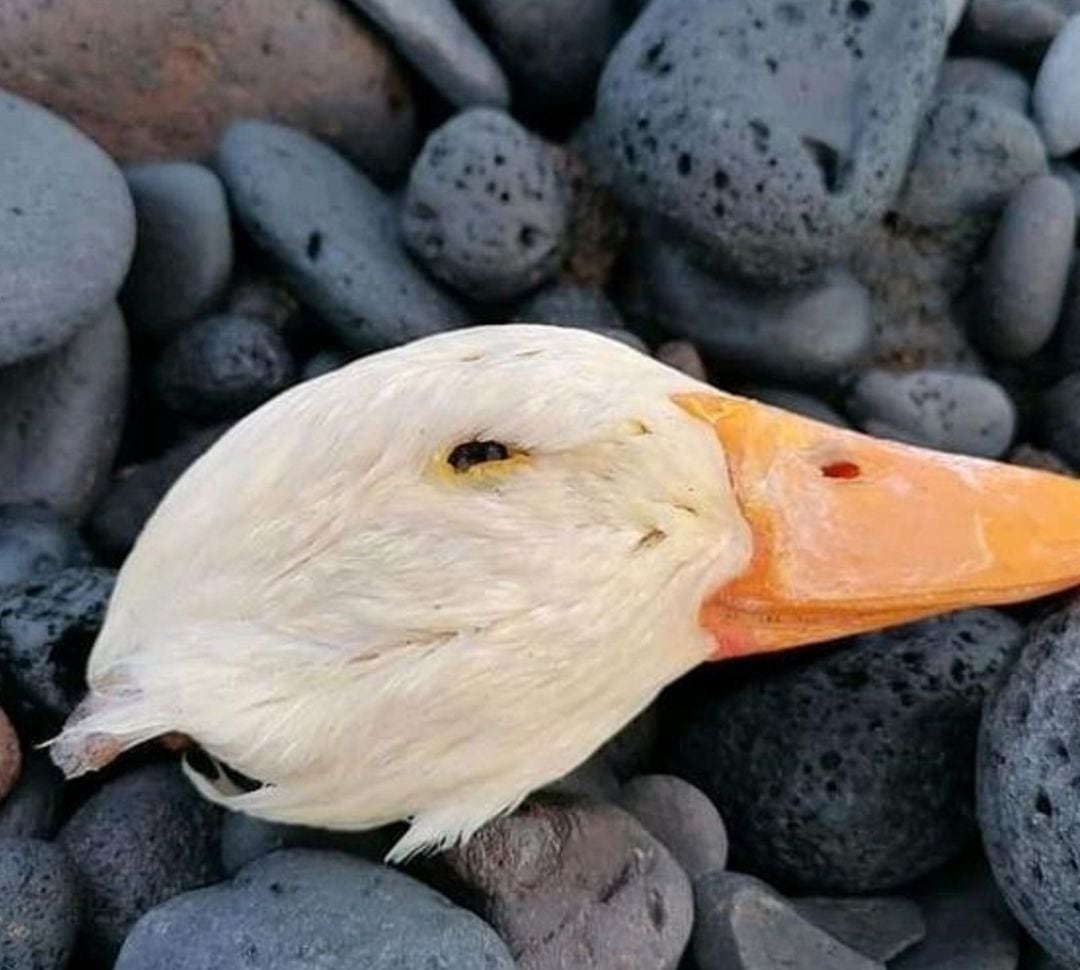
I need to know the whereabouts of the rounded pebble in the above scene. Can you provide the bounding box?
[656,340,708,382]
[0,567,116,734]
[116,849,515,970]
[1034,15,1080,157]
[346,0,509,109]
[668,610,1024,892]
[693,872,881,970]
[1041,373,1080,468]
[301,348,353,383]
[0,89,135,366]
[959,0,1067,60]
[0,0,417,180]
[594,0,949,286]
[0,505,91,592]
[153,315,295,421]
[60,763,223,965]
[793,896,926,963]
[122,163,234,342]
[1051,160,1080,213]
[438,798,693,970]
[937,58,1031,113]
[517,282,625,333]
[0,837,79,970]
[619,774,729,880]
[978,175,1076,360]
[218,119,465,352]
[846,369,1017,458]
[0,303,129,520]
[977,600,1080,966]
[0,705,19,803]
[403,108,571,302]
[741,387,849,427]
[0,756,63,839]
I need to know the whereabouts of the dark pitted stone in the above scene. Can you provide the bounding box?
[0,0,417,181]
[0,303,129,521]
[345,0,509,109]
[846,369,1016,458]
[656,341,708,382]
[116,849,515,970]
[938,58,1031,113]
[0,567,116,734]
[122,163,234,343]
[437,798,692,970]
[218,119,465,352]
[640,239,871,383]
[0,755,63,839]
[668,610,1024,893]
[977,599,1080,967]
[1034,14,1080,157]
[153,315,295,421]
[0,837,79,970]
[620,774,729,881]
[0,704,18,804]
[0,89,135,367]
[86,427,228,563]
[1040,374,1080,468]
[0,505,91,592]
[594,0,948,286]
[693,872,882,970]
[958,0,1068,61]
[892,855,1019,970]
[60,763,222,966]
[403,108,570,303]
[741,387,848,427]
[517,282,625,333]
[464,0,627,115]
[793,896,926,963]
[978,176,1076,360]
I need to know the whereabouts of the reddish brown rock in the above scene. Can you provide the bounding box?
[0,706,20,803]
[0,0,417,180]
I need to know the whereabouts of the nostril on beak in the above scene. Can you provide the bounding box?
[821,460,861,480]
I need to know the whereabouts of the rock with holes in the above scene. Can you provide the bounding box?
[0,89,135,367]
[59,763,223,966]
[593,0,949,286]
[667,610,1024,892]
[1034,14,1080,156]
[122,163,234,343]
[153,315,295,421]
[792,896,926,962]
[638,238,872,383]
[0,837,79,970]
[845,369,1016,458]
[978,175,1076,361]
[977,599,1080,967]
[218,120,465,352]
[1042,374,1080,468]
[937,58,1031,113]
[693,872,883,970]
[115,849,515,970]
[403,108,571,302]
[0,567,115,736]
[0,505,91,593]
[434,797,693,970]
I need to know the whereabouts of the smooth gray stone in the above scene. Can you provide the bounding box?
[1034,14,1080,156]
[793,896,926,962]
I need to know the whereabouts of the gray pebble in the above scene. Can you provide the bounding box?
[116,849,515,970]
[517,282,625,332]
[977,599,1080,967]
[594,0,948,286]
[620,774,729,881]
[1034,14,1080,156]
[153,315,295,421]
[0,89,135,366]
[693,872,882,970]
[344,0,509,109]
[0,505,90,592]
[667,610,1024,892]
[1051,160,1080,212]
[121,163,234,343]
[437,798,693,970]
[656,341,708,382]
[0,837,79,970]
[979,175,1076,360]
[0,756,63,839]
[740,387,849,427]
[217,120,465,351]
[846,369,1017,458]
[301,348,353,382]
[937,58,1031,113]
[0,567,115,735]
[465,0,626,114]
[640,239,871,383]
[403,108,570,302]
[60,763,223,965]
[959,0,1068,60]
[1042,373,1080,466]
[793,896,926,963]
[0,303,129,520]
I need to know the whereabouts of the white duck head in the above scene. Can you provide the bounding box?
[51,325,1080,860]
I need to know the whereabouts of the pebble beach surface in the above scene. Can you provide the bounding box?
[1,1,1080,968]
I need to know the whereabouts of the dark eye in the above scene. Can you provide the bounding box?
[448,440,511,472]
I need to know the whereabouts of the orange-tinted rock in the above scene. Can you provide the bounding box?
[0,0,417,180]
[0,706,20,803]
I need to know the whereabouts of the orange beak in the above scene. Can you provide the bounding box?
[677,393,1080,659]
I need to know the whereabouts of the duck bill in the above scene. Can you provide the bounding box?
[677,392,1080,658]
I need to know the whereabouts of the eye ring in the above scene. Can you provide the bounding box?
[447,440,512,472]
